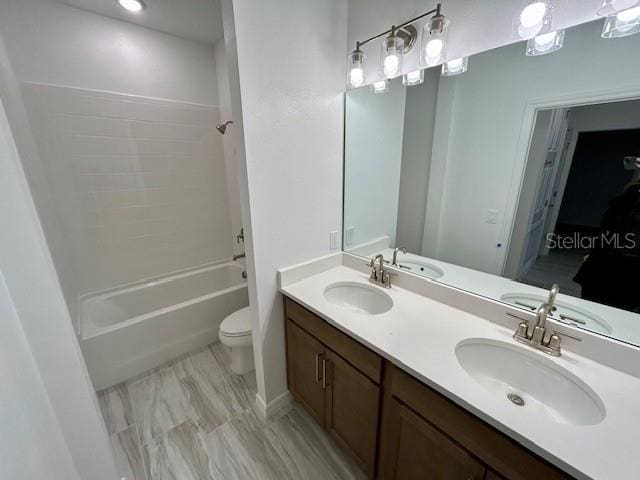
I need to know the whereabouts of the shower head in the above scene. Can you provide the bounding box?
[216,120,234,135]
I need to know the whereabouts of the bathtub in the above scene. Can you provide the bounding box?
[80,262,249,389]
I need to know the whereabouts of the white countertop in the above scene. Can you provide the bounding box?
[279,263,640,480]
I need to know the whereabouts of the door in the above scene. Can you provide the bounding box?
[380,399,485,480]
[520,108,569,276]
[285,319,326,426]
[324,349,380,478]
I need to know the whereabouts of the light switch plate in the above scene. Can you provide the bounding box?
[486,209,498,224]
[330,230,339,250]
[345,227,355,247]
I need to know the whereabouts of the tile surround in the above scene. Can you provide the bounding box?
[19,82,235,319]
[98,343,364,480]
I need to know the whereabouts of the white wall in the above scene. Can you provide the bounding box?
[396,68,440,253]
[427,20,640,275]
[228,0,346,405]
[0,89,118,479]
[347,0,605,88]
[344,79,406,249]
[0,0,234,319]
[0,271,82,480]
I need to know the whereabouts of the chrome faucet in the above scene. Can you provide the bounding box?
[369,254,392,288]
[512,284,562,356]
[392,246,407,266]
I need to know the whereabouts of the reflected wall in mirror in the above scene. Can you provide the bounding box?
[344,19,640,346]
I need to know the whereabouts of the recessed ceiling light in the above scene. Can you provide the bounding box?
[118,0,146,13]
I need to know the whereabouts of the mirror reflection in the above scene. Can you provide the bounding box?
[343,19,640,346]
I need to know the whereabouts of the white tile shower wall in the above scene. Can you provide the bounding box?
[21,82,234,301]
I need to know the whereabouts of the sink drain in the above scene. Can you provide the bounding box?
[507,393,525,406]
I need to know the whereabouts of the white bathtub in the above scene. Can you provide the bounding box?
[80,262,249,389]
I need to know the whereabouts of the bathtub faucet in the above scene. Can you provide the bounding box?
[233,253,246,261]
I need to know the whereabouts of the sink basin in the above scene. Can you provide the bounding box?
[455,338,605,426]
[323,282,393,315]
[397,260,444,280]
[500,292,612,335]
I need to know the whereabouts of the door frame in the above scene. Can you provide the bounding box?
[497,86,640,277]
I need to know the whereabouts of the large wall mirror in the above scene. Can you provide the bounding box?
[343,18,640,346]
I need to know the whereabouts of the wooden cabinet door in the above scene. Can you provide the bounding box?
[485,471,507,480]
[324,349,380,478]
[380,398,485,480]
[285,319,326,426]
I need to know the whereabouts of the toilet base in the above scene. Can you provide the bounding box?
[229,345,254,375]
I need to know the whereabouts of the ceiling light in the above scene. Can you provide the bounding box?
[441,57,468,76]
[403,70,425,86]
[602,5,640,37]
[371,80,389,94]
[526,29,565,55]
[517,1,552,39]
[347,47,366,88]
[380,29,404,79]
[421,10,450,66]
[118,0,145,13]
[597,0,640,16]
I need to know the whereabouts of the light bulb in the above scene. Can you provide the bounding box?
[520,2,547,27]
[371,80,389,94]
[403,70,425,86]
[425,39,444,59]
[441,57,468,76]
[383,54,400,78]
[617,5,640,21]
[447,58,463,70]
[118,0,145,12]
[349,68,364,88]
[534,31,557,48]
[526,29,564,55]
[598,0,640,16]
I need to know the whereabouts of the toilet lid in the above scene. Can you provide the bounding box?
[220,306,252,337]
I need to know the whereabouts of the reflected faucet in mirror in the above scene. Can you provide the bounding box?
[392,246,407,266]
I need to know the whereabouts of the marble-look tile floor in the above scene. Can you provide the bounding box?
[98,342,366,480]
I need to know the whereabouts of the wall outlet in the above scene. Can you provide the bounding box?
[345,227,355,247]
[486,209,499,224]
[330,230,339,250]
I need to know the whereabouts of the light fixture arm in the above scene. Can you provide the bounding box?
[354,3,442,50]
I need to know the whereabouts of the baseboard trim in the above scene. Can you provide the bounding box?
[255,390,293,421]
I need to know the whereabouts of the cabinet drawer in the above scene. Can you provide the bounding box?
[284,297,382,383]
[387,364,572,480]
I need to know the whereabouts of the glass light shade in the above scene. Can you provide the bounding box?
[441,57,468,76]
[602,6,640,37]
[371,80,389,94]
[380,34,404,78]
[347,49,366,88]
[516,1,552,39]
[526,30,565,55]
[403,70,425,86]
[597,0,640,16]
[421,14,450,66]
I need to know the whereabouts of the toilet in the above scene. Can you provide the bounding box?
[219,306,254,375]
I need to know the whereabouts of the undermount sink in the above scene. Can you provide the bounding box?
[455,338,605,426]
[397,260,444,279]
[500,292,612,335]
[323,282,393,315]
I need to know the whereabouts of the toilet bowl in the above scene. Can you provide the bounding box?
[219,306,254,375]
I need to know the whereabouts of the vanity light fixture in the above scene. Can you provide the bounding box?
[371,80,389,94]
[346,3,447,88]
[380,28,405,78]
[118,0,145,13]
[516,1,552,39]
[601,4,640,37]
[403,69,425,86]
[421,5,450,66]
[597,0,640,16]
[441,57,468,76]
[526,30,565,55]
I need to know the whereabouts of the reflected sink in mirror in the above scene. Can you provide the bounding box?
[397,260,444,280]
[500,293,612,335]
[323,281,393,315]
[455,338,605,426]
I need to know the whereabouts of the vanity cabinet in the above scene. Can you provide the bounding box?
[285,298,381,478]
[283,298,572,480]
